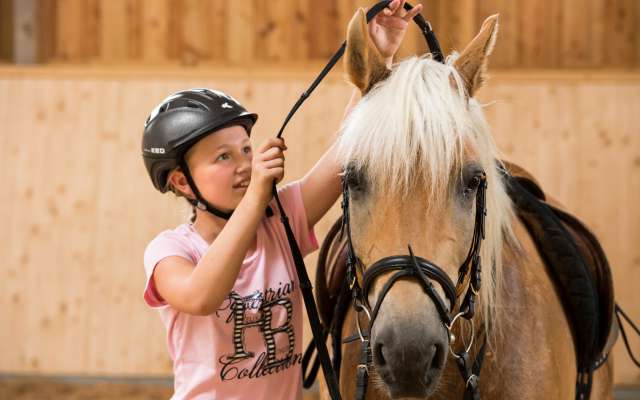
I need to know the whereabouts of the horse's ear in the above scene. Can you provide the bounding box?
[453,14,499,97]
[345,8,391,95]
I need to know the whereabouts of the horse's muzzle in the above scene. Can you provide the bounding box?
[371,313,448,398]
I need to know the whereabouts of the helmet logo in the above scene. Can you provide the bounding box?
[221,102,233,109]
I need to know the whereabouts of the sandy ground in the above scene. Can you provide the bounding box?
[0,378,320,399]
[1,378,639,399]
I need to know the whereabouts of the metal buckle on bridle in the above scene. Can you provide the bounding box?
[466,373,479,389]
[470,281,480,296]
[349,274,357,290]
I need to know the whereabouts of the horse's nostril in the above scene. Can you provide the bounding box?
[374,343,387,366]
[433,344,445,370]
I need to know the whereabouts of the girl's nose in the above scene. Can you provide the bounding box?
[237,155,252,173]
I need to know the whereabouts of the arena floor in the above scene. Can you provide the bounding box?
[0,376,637,399]
[0,377,320,399]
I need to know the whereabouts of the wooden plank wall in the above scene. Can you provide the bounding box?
[1,0,638,68]
[0,66,638,384]
[0,0,13,61]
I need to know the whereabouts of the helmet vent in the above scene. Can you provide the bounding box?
[186,100,207,111]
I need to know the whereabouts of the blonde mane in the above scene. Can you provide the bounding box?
[337,55,517,332]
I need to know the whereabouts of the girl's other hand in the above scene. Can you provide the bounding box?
[247,138,287,206]
[369,0,423,66]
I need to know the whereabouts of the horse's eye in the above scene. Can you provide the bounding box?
[467,176,481,190]
[344,167,366,194]
[462,170,485,198]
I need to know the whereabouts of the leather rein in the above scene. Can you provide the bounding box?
[271,1,490,399]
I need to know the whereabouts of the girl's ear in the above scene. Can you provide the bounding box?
[167,168,193,198]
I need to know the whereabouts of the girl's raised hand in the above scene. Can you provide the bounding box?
[368,0,423,65]
[247,138,287,206]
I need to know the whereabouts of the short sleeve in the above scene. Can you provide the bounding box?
[273,181,319,257]
[142,231,196,308]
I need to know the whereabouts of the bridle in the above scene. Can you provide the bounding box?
[271,1,490,399]
[341,169,488,400]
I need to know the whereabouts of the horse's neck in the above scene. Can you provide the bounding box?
[472,216,576,398]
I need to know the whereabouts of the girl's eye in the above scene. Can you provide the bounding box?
[216,153,230,161]
[243,146,252,154]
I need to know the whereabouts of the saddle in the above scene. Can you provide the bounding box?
[314,161,617,379]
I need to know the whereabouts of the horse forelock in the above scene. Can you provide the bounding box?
[337,55,517,338]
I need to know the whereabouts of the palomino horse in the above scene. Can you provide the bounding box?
[318,10,615,400]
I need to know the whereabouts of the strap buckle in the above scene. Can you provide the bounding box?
[466,373,479,389]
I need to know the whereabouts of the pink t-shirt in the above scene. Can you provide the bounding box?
[143,181,318,399]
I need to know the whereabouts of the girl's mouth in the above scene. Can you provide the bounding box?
[233,180,250,189]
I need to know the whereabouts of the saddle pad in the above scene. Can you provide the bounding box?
[315,218,349,328]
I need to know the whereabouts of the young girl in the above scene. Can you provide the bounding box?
[141,2,421,398]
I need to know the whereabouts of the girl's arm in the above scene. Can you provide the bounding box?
[153,138,286,315]
[301,0,422,227]
[300,89,360,228]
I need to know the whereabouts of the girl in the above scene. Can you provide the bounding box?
[141,2,422,398]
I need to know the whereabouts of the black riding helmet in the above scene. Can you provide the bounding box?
[142,88,258,219]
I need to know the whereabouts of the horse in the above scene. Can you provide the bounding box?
[316,10,616,400]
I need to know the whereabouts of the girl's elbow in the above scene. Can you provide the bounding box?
[187,295,223,316]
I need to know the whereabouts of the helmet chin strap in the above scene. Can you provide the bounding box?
[179,160,274,221]
[180,160,234,220]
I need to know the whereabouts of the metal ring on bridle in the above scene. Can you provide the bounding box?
[446,309,468,332]
[355,302,372,343]
[448,318,475,359]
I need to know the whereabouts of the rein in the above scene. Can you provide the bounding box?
[270,1,488,399]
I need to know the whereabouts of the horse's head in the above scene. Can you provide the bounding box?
[338,10,514,398]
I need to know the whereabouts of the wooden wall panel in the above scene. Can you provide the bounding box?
[139,0,169,63]
[0,0,14,61]
[518,0,561,68]
[603,0,636,67]
[0,67,638,385]
[2,0,634,68]
[100,1,131,62]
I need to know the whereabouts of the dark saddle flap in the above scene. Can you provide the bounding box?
[502,161,615,370]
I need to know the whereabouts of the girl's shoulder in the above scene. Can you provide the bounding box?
[144,223,204,266]
[264,179,318,257]
[146,223,194,248]
[269,180,304,216]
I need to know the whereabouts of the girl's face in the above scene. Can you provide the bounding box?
[184,125,252,211]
